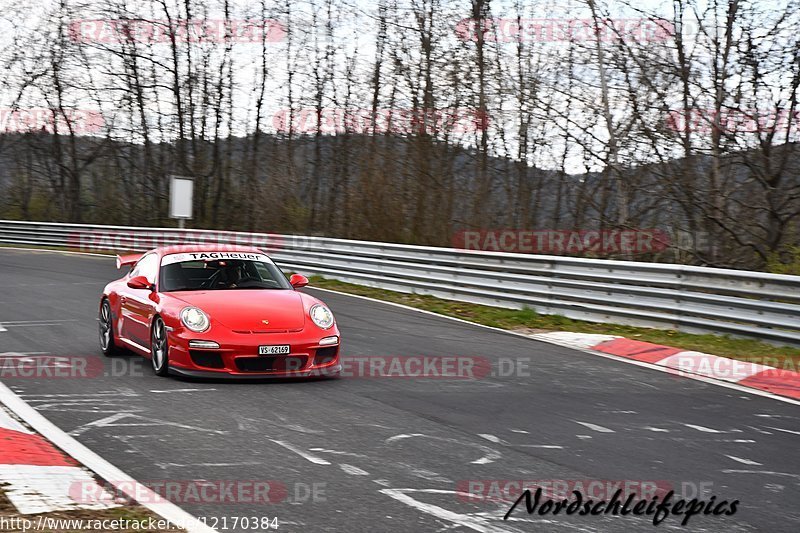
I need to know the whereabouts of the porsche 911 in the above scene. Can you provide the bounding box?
[99,245,341,378]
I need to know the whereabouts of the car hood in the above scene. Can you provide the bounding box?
[169,290,306,331]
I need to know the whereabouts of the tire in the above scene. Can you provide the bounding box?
[99,299,121,356]
[150,316,170,377]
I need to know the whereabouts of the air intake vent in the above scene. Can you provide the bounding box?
[232,328,304,334]
[189,350,224,369]
[314,346,338,366]
[235,356,308,372]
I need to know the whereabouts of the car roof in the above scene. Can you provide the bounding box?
[153,244,266,256]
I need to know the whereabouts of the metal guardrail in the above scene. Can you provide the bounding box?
[1,219,799,346]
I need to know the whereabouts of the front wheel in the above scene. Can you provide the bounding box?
[99,299,120,356]
[151,317,170,377]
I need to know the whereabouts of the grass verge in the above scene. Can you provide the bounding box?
[308,275,800,369]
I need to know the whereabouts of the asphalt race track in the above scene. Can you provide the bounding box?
[1,248,798,532]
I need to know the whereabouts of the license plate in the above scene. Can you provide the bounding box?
[259,345,290,356]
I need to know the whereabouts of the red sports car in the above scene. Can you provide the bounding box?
[98,245,341,378]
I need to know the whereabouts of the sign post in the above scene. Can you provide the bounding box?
[169,176,194,229]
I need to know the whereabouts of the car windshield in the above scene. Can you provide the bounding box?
[159,252,292,292]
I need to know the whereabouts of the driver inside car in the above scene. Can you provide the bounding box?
[225,263,248,288]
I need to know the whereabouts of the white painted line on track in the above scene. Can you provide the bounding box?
[0,320,79,325]
[309,447,369,458]
[69,412,226,437]
[386,433,501,465]
[0,381,217,533]
[149,388,217,393]
[1,323,74,328]
[339,464,369,476]
[379,488,519,533]
[18,390,138,399]
[0,322,6,332]
[159,462,263,468]
[764,426,800,436]
[385,433,426,444]
[470,453,500,465]
[725,455,763,466]
[683,423,724,433]
[269,439,331,465]
[721,470,800,478]
[573,421,615,433]
[68,413,130,436]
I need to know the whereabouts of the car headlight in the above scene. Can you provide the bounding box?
[180,307,210,332]
[309,304,334,329]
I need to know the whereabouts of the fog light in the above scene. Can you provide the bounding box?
[189,340,220,349]
[319,336,339,346]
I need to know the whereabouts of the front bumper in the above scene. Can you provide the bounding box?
[169,364,342,380]
[166,326,341,378]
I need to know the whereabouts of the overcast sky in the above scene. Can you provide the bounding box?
[0,0,796,173]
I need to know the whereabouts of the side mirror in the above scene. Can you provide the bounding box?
[127,275,153,291]
[289,274,309,289]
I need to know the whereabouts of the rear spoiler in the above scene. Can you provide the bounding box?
[116,253,143,269]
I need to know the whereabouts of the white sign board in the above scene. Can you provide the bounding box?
[169,176,194,219]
